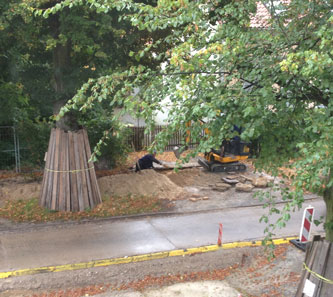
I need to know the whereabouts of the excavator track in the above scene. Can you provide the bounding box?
[210,162,247,172]
[198,158,247,172]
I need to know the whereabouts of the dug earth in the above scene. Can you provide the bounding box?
[0,165,318,211]
[0,157,319,296]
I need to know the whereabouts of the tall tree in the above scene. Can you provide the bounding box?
[1,0,171,210]
[51,0,333,238]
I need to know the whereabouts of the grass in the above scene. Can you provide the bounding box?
[0,194,168,223]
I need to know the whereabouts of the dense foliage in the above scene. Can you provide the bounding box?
[0,0,166,168]
[44,0,333,241]
[2,0,332,240]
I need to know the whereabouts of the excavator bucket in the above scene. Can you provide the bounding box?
[198,157,211,171]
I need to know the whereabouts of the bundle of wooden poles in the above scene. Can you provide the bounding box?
[40,128,102,211]
[295,235,332,297]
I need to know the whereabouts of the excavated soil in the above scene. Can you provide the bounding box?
[0,166,267,208]
[98,170,187,201]
[0,177,42,207]
[0,163,318,213]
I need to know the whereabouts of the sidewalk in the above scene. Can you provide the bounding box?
[0,199,325,274]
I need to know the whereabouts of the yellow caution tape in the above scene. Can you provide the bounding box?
[44,166,94,173]
[303,262,333,284]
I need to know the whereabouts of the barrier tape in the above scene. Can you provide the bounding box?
[303,262,333,284]
[44,166,94,173]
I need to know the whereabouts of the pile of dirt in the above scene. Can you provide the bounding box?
[98,169,187,201]
[165,168,222,187]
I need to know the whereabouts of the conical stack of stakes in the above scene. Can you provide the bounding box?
[40,128,102,211]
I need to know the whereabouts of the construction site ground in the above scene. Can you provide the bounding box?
[0,151,323,297]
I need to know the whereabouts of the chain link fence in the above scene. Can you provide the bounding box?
[0,126,21,172]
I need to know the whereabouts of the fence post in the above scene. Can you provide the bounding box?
[13,127,21,172]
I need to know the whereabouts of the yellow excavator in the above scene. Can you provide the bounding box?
[174,121,251,172]
[198,140,250,172]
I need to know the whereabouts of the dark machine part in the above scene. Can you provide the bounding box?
[198,157,247,172]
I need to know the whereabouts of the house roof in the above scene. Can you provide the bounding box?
[250,2,271,28]
[250,1,290,28]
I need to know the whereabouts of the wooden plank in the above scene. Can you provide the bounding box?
[39,136,49,206]
[312,241,330,297]
[40,128,53,207]
[60,131,69,211]
[57,129,64,210]
[40,128,55,207]
[46,128,57,209]
[51,129,61,210]
[64,131,70,211]
[320,242,333,297]
[73,131,84,211]
[68,131,79,211]
[82,129,99,205]
[310,241,324,295]
[81,130,94,208]
[77,130,89,209]
[295,240,320,297]
[82,129,102,205]
[57,130,65,211]
[83,129,98,205]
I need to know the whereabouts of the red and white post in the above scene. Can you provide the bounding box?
[217,223,223,246]
[299,205,315,243]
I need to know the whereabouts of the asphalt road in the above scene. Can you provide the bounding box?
[0,199,325,273]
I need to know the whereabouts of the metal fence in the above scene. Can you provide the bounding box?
[127,125,199,151]
[0,125,199,172]
[0,126,20,172]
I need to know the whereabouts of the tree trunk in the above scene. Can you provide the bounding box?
[323,166,333,242]
[39,13,101,211]
[324,184,333,242]
[51,13,78,131]
[52,40,79,130]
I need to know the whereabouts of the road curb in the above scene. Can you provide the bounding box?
[0,236,297,280]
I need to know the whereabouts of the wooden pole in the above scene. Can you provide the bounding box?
[82,129,102,206]
[40,128,55,208]
[64,131,70,211]
[58,130,65,211]
[68,131,79,211]
[46,128,56,209]
[51,128,61,210]
[81,130,93,207]
[77,130,90,209]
